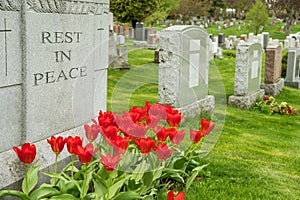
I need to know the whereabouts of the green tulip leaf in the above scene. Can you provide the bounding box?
[0,190,30,200]
[49,194,78,200]
[108,178,126,199]
[112,191,141,200]
[81,170,93,197]
[142,172,153,187]
[61,182,80,197]
[22,165,41,195]
[30,186,60,200]
[186,171,198,192]
[92,174,107,197]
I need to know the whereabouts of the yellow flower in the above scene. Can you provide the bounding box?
[280,102,287,108]
[269,96,275,102]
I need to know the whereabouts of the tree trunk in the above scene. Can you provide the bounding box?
[285,18,294,36]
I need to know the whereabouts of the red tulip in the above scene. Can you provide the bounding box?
[154,127,170,143]
[100,125,119,138]
[47,136,65,154]
[168,190,185,200]
[200,118,215,136]
[65,136,83,155]
[169,129,185,145]
[100,153,121,172]
[129,106,147,122]
[154,143,174,160]
[145,114,161,128]
[98,111,116,128]
[84,119,100,142]
[190,129,205,143]
[110,135,129,154]
[74,143,98,164]
[13,143,36,165]
[167,113,183,127]
[133,137,156,154]
[190,119,215,143]
[148,103,167,120]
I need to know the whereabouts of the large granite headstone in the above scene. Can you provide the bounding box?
[229,43,264,109]
[261,45,284,95]
[284,48,300,89]
[159,26,214,117]
[0,0,110,190]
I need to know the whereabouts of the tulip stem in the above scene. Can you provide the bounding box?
[53,153,59,184]
[25,164,29,195]
[71,154,75,179]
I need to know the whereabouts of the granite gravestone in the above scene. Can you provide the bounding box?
[261,45,284,95]
[0,0,110,189]
[229,43,264,109]
[284,48,300,89]
[159,26,214,117]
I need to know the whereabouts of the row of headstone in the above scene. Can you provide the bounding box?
[0,0,111,190]
[133,23,158,49]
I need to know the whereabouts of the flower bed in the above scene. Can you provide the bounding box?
[0,102,215,200]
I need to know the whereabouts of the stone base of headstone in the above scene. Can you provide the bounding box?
[0,127,85,191]
[133,41,147,48]
[145,44,158,50]
[177,95,215,118]
[228,89,265,109]
[109,58,131,70]
[261,78,284,96]
[284,80,300,89]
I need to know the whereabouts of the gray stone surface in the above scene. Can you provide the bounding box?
[233,43,263,96]
[228,89,265,109]
[135,22,145,41]
[285,48,300,88]
[0,0,110,190]
[261,78,284,96]
[229,42,264,109]
[159,25,214,117]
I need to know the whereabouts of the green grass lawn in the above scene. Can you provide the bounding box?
[107,31,300,199]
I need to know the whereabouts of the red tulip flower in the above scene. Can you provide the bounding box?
[145,114,161,128]
[13,143,36,165]
[98,111,116,128]
[155,127,170,143]
[74,143,98,165]
[100,153,121,172]
[84,119,100,142]
[169,129,185,145]
[129,106,147,122]
[167,113,183,127]
[200,118,215,136]
[168,190,185,200]
[47,136,65,154]
[190,119,215,143]
[133,137,156,154]
[66,136,83,155]
[111,135,129,154]
[154,143,174,160]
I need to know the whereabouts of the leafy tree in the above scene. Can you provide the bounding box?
[272,0,300,36]
[110,0,159,28]
[208,0,226,20]
[224,0,255,19]
[145,0,180,25]
[245,0,270,35]
[171,0,211,24]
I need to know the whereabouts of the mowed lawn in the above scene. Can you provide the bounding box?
[107,42,300,199]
